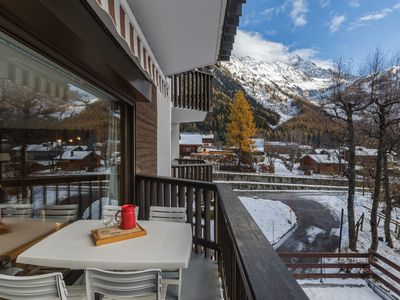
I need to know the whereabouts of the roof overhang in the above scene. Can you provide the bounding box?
[0,0,152,103]
[127,0,244,76]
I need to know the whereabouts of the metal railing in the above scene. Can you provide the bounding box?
[171,159,213,182]
[171,69,213,112]
[136,174,308,300]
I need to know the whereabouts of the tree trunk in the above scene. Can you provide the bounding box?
[347,118,357,251]
[370,109,385,251]
[383,150,393,248]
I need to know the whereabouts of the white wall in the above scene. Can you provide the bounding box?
[171,123,180,160]
[157,82,172,176]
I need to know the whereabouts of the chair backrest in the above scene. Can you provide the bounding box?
[0,272,67,300]
[101,205,120,218]
[1,204,33,219]
[102,205,139,219]
[85,268,161,300]
[42,204,79,221]
[149,206,186,223]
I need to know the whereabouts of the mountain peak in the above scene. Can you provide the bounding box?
[221,55,334,125]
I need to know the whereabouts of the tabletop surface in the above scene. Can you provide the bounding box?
[17,220,193,270]
[0,218,65,258]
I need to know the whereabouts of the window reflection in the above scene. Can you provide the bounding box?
[0,34,121,219]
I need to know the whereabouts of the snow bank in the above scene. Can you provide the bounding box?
[302,284,380,300]
[239,197,296,245]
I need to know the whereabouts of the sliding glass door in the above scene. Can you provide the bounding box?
[0,32,126,219]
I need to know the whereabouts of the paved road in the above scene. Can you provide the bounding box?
[238,191,340,253]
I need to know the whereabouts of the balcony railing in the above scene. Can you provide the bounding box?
[136,174,308,300]
[0,174,108,219]
[171,159,213,182]
[171,69,213,112]
[1,174,308,299]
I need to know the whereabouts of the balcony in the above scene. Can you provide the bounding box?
[171,69,213,113]
[0,174,307,299]
[171,159,213,182]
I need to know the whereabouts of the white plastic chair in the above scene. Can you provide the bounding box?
[149,206,187,300]
[41,204,79,221]
[85,268,166,300]
[0,204,33,219]
[0,272,68,300]
[149,206,186,223]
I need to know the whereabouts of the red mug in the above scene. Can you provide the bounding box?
[115,204,136,230]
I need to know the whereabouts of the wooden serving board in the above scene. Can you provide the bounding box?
[92,224,147,246]
[0,221,8,234]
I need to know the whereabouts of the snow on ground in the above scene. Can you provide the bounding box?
[239,197,296,245]
[304,191,400,295]
[306,226,326,243]
[302,191,400,257]
[299,278,380,300]
[255,158,349,180]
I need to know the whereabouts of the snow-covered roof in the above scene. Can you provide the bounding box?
[57,150,94,160]
[302,154,347,164]
[266,141,297,147]
[298,145,313,150]
[12,143,58,152]
[314,148,340,155]
[202,134,214,140]
[179,134,203,145]
[251,138,264,153]
[355,146,378,157]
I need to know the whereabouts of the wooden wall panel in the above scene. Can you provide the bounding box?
[135,84,157,175]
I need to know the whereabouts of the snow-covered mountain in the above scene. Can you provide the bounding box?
[218,55,334,124]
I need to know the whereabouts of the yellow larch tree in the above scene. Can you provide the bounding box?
[226,90,257,165]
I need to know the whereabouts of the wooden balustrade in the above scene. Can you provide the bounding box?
[171,159,213,182]
[172,69,213,112]
[0,174,108,219]
[280,251,400,297]
[136,174,308,300]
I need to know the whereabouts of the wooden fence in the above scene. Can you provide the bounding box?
[279,251,400,297]
[171,159,213,182]
[171,69,213,112]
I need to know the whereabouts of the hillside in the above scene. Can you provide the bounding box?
[182,55,335,142]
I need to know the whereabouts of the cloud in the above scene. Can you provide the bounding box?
[349,4,400,30]
[329,15,346,32]
[359,9,391,21]
[232,30,333,69]
[261,8,276,19]
[290,0,308,27]
[318,0,330,8]
[346,0,361,8]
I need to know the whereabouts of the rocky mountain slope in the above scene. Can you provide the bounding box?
[183,54,335,141]
[219,55,333,124]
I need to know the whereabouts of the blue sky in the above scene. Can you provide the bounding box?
[234,0,400,69]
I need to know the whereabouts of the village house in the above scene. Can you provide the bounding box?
[179,133,203,157]
[266,141,313,157]
[251,138,265,163]
[299,154,347,175]
[56,150,100,172]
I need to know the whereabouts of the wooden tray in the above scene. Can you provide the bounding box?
[0,221,8,235]
[92,224,147,246]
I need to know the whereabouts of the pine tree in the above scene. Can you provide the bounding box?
[226,90,257,165]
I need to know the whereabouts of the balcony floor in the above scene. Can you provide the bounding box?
[166,254,221,300]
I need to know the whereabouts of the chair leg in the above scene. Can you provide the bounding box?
[177,269,182,300]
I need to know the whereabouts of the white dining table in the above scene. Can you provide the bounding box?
[17,220,192,271]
